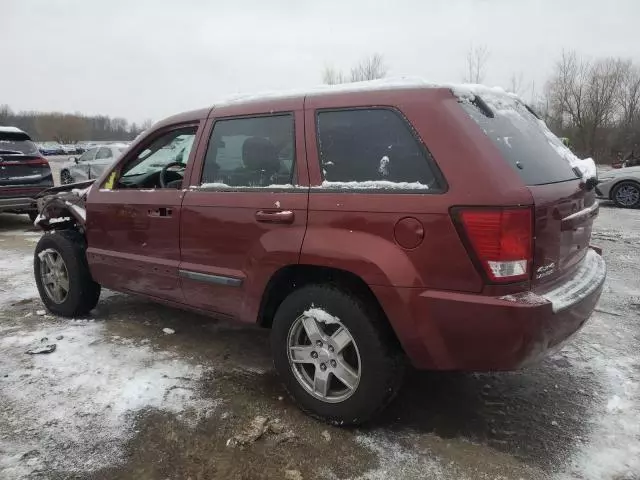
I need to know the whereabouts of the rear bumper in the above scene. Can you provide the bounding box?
[0,185,52,212]
[0,196,36,212]
[373,249,606,371]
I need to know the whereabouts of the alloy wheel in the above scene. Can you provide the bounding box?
[39,249,70,304]
[287,312,361,403]
[615,184,640,207]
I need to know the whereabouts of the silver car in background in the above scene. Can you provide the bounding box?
[60,143,128,184]
[596,166,640,208]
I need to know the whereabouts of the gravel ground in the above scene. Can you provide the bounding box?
[0,203,638,480]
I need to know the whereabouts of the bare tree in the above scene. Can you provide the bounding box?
[547,50,627,158]
[322,53,387,85]
[350,53,388,82]
[322,65,348,85]
[508,72,525,96]
[618,63,640,127]
[463,45,489,84]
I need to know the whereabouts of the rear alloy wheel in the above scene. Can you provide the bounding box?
[271,284,404,425]
[612,181,640,208]
[60,170,74,185]
[287,312,362,403]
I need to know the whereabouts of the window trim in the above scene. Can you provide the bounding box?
[313,106,448,194]
[196,111,299,191]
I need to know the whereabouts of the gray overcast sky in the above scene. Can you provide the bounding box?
[2,0,639,123]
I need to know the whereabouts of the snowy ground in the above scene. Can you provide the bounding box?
[0,205,639,480]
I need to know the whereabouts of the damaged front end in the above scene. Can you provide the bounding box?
[33,179,94,232]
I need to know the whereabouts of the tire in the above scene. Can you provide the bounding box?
[28,211,38,222]
[611,181,640,208]
[60,169,74,185]
[271,284,404,425]
[34,230,101,317]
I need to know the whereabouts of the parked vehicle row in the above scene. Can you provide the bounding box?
[35,141,131,157]
[33,82,606,425]
[0,126,53,220]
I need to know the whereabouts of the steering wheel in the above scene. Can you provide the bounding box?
[159,162,185,188]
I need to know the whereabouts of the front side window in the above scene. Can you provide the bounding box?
[78,148,97,162]
[201,114,294,187]
[95,147,113,160]
[316,109,441,190]
[114,126,197,189]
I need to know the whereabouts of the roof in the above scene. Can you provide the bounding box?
[0,126,27,135]
[152,77,522,128]
[210,76,518,109]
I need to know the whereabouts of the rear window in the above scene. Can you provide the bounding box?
[316,108,443,191]
[460,98,579,186]
[0,131,38,155]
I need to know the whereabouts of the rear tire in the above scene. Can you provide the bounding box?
[271,284,404,426]
[34,230,101,317]
[612,181,640,208]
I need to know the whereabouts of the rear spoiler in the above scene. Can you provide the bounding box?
[34,179,95,199]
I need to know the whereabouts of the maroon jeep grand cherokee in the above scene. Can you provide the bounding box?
[33,81,606,425]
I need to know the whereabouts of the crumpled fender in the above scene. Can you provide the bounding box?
[35,183,91,231]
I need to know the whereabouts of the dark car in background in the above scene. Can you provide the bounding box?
[0,126,53,220]
[38,142,66,156]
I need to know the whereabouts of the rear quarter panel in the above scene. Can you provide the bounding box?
[301,88,533,291]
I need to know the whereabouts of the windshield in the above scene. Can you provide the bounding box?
[123,132,195,177]
[460,96,580,186]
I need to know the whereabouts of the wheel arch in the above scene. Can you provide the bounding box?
[257,264,401,345]
[35,197,86,234]
[610,178,640,202]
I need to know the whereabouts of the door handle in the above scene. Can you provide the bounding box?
[148,207,173,218]
[255,210,294,224]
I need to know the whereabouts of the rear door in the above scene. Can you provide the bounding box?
[180,100,308,322]
[460,97,595,285]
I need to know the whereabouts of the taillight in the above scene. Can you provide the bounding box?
[455,207,533,283]
[26,157,50,167]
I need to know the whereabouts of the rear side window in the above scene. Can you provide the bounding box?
[460,99,579,186]
[316,109,442,191]
[0,131,38,155]
[201,114,295,187]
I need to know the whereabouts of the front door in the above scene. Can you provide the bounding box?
[89,146,115,179]
[86,123,201,303]
[70,147,97,181]
[180,102,309,322]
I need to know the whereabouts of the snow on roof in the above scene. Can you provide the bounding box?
[212,76,522,108]
[0,126,27,134]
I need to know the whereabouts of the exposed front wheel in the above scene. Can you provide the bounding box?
[34,230,101,317]
[612,181,640,208]
[271,284,404,425]
[60,169,74,185]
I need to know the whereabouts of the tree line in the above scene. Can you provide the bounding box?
[323,50,640,164]
[0,104,152,143]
